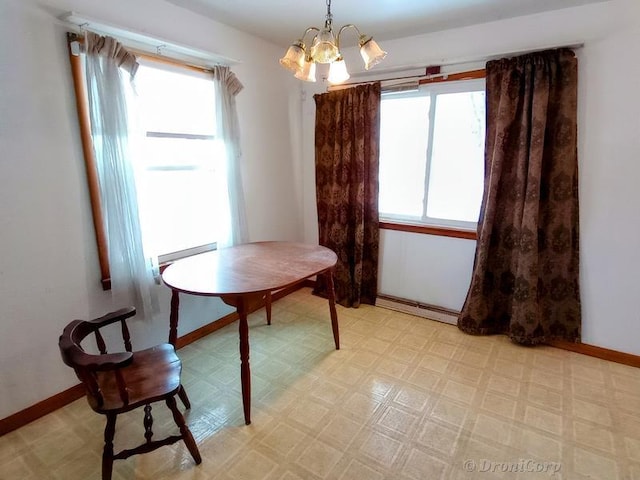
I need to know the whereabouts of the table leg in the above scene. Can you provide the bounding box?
[169,290,191,408]
[325,269,340,350]
[265,291,272,325]
[169,289,179,347]
[237,297,252,425]
[222,293,263,426]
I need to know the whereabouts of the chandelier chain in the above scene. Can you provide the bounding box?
[325,0,333,29]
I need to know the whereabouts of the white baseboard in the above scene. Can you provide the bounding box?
[375,295,459,325]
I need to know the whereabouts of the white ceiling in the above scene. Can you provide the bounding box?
[166,0,607,48]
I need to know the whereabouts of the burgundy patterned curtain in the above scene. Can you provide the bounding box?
[458,49,581,344]
[313,83,381,307]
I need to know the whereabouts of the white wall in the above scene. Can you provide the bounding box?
[0,0,301,418]
[301,0,640,354]
[379,231,476,311]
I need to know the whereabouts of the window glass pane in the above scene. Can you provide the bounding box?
[427,90,485,223]
[135,137,226,256]
[134,65,215,135]
[379,94,430,218]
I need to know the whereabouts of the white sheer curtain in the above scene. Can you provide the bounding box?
[84,32,157,316]
[212,66,248,247]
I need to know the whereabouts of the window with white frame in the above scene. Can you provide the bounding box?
[131,60,227,263]
[379,77,486,230]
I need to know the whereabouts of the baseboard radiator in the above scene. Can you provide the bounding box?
[375,294,459,325]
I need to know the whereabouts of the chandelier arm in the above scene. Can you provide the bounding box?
[300,26,321,45]
[336,24,363,50]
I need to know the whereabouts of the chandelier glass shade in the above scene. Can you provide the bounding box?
[279,0,386,84]
[359,36,387,70]
[279,41,306,72]
[294,56,317,82]
[310,29,340,63]
[327,57,350,84]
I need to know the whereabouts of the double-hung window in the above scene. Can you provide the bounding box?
[132,60,226,263]
[379,76,486,231]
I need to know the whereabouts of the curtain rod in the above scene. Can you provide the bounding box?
[61,11,239,67]
[328,68,483,90]
[327,42,584,89]
[426,42,583,69]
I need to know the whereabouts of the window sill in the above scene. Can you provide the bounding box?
[379,221,478,240]
[101,255,209,291]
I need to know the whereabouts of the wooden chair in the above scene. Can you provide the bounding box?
[58,307,201,480]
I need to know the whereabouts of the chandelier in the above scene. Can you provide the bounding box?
[279,0,387,84]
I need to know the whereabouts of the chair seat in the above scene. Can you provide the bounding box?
[90,343,181,412]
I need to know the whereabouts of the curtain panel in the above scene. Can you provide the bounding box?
[212,66,248,247]
[313,83,381,308]
[84,31,157,316]
[458,48,581,344]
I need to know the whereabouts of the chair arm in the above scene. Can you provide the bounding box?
[88,306,136,329]
[70,350,134,371]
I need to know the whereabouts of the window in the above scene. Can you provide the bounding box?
[132,60,226,263]
[379,76,486,231]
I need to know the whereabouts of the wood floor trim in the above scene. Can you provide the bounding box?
[549,339,640,368]
[0,384,86,436]
[376,292,640,368]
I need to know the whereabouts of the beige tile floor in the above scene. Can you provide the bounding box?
[2,288,640,479]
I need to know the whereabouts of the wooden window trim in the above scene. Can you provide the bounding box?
[133,50,214,75]
[379,221,477,240]
[67,33,111,290]
[418,68,486,84]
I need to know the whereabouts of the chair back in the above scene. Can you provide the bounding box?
[58,307,136,410]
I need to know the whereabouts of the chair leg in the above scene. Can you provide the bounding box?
[166,396,201,465]
[143,404,154,443]
[102,412,117,480]
[178,384,191,409]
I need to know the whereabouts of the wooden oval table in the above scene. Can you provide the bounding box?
[161,241,340,425]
